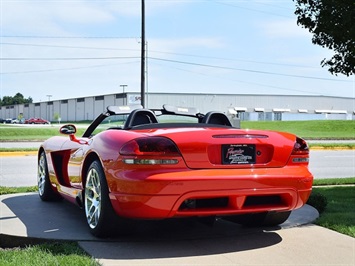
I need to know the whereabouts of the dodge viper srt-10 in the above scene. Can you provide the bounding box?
[38,104,313,237]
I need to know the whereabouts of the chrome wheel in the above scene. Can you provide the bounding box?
[38,153,46,196]
[84,160,128,237]
[37,151,61,201]
[85,167,102,229]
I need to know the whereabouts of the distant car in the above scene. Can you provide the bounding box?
[38,104,313,237]
[5,118,20,124]
[0,118,6,123]
[25,118,50,124]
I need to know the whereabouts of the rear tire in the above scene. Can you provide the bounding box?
[84,160,126,237]
[224,211,291,227]
[38,151,61,201]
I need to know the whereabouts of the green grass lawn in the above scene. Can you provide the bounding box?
[0,242,99,266]
[311,186,355,237]
[241,120,355,139]
[0,125,87,141]
[1,120,354,141]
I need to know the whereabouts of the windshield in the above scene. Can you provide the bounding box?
[91,114,127,135]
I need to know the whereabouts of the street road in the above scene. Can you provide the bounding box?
[309,150,355,179]
[0,154,37,187]
[0,149,354,187]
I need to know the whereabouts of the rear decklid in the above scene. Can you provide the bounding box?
[148,127,296,169]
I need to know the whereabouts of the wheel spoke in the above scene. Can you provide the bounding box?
[38,155,46,195]
[85,168,102,229]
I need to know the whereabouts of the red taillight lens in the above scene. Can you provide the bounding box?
[292,137,309,155]
[120,137,180,156]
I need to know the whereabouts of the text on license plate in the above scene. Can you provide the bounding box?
[222,144,256,165]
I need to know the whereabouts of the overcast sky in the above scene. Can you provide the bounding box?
[1,0,354,103]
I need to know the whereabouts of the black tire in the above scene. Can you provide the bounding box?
[38,151,61,201]
[224,211,291,227]
[84,160,126,237]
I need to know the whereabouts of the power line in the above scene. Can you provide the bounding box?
[0,61,140,75]
[0,42,139,52]
[0,35,138,39]
[1,54,351,83]
[150,60,325,96]
[1,41,318,69]
[149,57,352,83]
[0,56,140,61]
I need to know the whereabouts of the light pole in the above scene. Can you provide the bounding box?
[145,41,148,107]
[140,0,146,108]
[120,85,127,93]
[46,95,52,121]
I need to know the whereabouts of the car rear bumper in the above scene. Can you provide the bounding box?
[107,167,313,219]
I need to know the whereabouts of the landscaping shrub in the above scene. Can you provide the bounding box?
[307,192,328,213]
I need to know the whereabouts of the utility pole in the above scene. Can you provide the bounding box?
[46,95,52,101]
[140,0,146,108]
[120,84,127,93]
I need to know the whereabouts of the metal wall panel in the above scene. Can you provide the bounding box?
[1,93,354,122]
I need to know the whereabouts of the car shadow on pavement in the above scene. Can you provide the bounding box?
[1,193,284,258]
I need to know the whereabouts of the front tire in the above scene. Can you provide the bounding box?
[38,151,61,201]
[84,160,121,237]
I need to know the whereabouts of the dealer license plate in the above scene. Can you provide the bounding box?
[222,144,256,165]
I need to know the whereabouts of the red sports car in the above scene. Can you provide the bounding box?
[25,117,50,124]
[38,104,313,237]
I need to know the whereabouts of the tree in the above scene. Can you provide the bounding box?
[294,0,355,76]
[0,93,33,106]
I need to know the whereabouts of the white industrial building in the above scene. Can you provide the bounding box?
[1,92,355,122]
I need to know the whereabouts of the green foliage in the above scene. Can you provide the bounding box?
[307,192,328,214]
[53,113,61,122]
[0,93,33,106]
[0,242,99,266]
[294,0,355,76]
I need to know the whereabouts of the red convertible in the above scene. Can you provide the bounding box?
[38,105,313,237]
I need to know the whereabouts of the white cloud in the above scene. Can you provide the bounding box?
[260,19,312,39]
[1,1,115,35]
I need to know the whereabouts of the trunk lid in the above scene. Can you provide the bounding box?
[148,127,295,169]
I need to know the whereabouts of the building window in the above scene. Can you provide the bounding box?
[77,98,85,102]
[47,101,53,105]
[24,104,29,107]
[61,100,68,104]
[116,94,124,99]
[35,103,40,106]
[95,96,104,101]
[274,112,282,121]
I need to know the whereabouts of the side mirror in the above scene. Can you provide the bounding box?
[60,124,77,135]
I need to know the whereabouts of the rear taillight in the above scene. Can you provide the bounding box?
[120,137,181,165]
[291,137,309,163]
[292,137,309,155]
